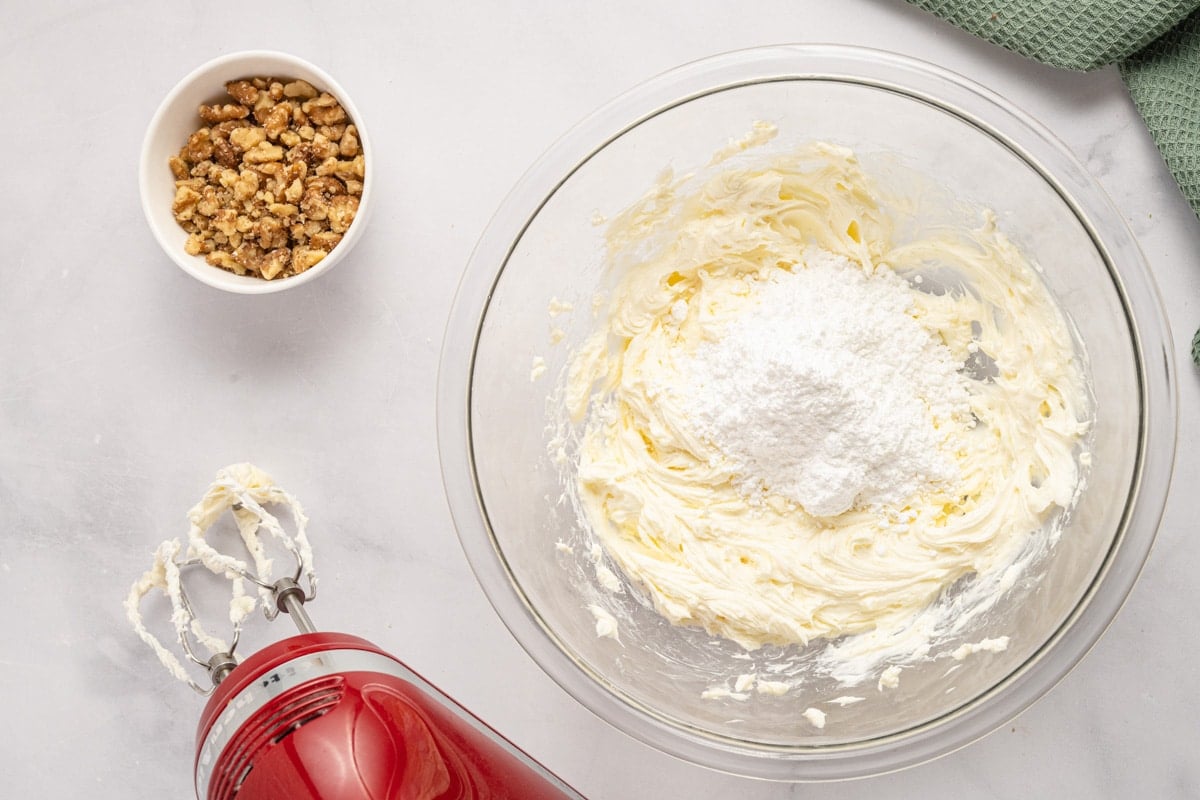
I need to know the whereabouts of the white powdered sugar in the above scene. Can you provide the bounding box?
[678,248,970,517]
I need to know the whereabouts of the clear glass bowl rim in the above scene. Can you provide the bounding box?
[436,44,1178,781]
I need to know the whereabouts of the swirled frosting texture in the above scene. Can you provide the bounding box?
[569,141,1090,651]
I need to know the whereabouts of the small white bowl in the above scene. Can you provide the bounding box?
[140,51,373,294]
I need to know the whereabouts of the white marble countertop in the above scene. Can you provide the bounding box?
[4,1,1199,797]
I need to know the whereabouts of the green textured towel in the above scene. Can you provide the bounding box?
[909,0,1200,214]
[1122,12,1200,221]
[908,1,1197,69]
[908,0,1200,359]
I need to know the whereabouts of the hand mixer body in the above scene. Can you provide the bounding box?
[196,632,584,800]
[130,466,583,799]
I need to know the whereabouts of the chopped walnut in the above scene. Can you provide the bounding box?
[293,247,328,273]
[184,129,214,162]
[332,155,364,182]
[283,178,304,203]
[283,80,318,99]
[243,141,285,164]
[339,125,360,158]
[172,185,202,220]
[229,126,266,150]
[184,234,205,255]
[198,103,249,123]
[208,251,240,272]
[259,250,288,280]
[310,133,339,160]
[168,75,363,280]
[309,231,343,250]
[212,138,239,169]
[232,169,259,202]
[328,195,359,234]
[225,80,260,105]
[261,104,291,139]
[213,209,238,236]
[168,156,189,180]
[302,93,346,126]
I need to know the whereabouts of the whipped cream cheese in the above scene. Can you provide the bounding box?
[803,707,827,729]
[952,636,1011,661]
[878,666,903,691]
[565,140,1090,658]
[588,604,621,642]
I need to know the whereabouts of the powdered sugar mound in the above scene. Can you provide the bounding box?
[678,248,970,516]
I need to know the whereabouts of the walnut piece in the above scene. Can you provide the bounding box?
[168,76,363,280]
[224,80,259,105]
[198,103,249,123]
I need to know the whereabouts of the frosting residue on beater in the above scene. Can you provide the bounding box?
[124,463,315,687]
[564,139,1090,661]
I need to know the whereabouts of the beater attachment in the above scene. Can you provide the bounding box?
[125,463,317,693]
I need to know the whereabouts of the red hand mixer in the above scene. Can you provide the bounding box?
[126,465,585,800]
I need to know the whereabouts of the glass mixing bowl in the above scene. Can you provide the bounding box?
[437,45,1176,780]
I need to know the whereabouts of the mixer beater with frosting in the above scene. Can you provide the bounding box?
[126,463,583,800]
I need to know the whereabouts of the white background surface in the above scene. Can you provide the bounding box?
[3,1,1198,797]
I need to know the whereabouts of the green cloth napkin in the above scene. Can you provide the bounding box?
[907,0,1200,360]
